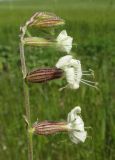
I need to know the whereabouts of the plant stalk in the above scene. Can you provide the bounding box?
[20,41,33,160]
[19,42,27,79]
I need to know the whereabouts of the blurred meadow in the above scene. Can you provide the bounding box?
[0,0,115,159]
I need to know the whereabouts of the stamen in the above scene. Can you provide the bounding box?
[82,74,92,76]
[74,72,93,76]
[81,80,98,89]
[89,69,94,72]
[82,71,91,73]
[82,69,94,77]
[84,127,92,129]
[81,79,97,84]
[59,85,68,91]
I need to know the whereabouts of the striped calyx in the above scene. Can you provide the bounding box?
[33,121,68,135]
[27,12,65,28]
[26,68,63,83]
[23,37,53,47]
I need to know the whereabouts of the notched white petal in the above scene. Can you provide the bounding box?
[67,106,81,123]
[70,59,81,68]
[69,131,87,144]
[55,55,72,69]
[65,67,75,85]
[68,83,79,89]
[56,30,67,41]
[67,106,87,144]
[56,30,73,54]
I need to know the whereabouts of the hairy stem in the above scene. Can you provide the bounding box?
[20,41,33,160]
[23,81,33,160]
[19,42,27,78]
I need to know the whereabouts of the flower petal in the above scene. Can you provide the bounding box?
[55,55,72,69]
[56,30,68,42]
[60,36,73,53]
[70,59,81,68]
[65,67,75,85]
[67,106,81,123]
[69,83,79,89]
[56,30,73,53]
[69,131,87,144]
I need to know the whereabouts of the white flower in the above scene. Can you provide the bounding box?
[56,55,98,90]
[56,55,82,89]
[67,106,87,144]
[55,55,72,69]
[56,30,73,54]
[32,106,87,144]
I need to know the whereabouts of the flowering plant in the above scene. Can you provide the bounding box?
[19,11,97,160]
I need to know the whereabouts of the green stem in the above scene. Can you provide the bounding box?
[26,29,32,37]
[23,81,31,125]
[20,41,33,160]
[19,42,27,78]
[23,81,33,160]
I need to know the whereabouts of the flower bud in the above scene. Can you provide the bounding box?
[26,68,63,83]
[28,12,65,28]
[23,37,53,47]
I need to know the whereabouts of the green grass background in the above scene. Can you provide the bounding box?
[0,0,115,159]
